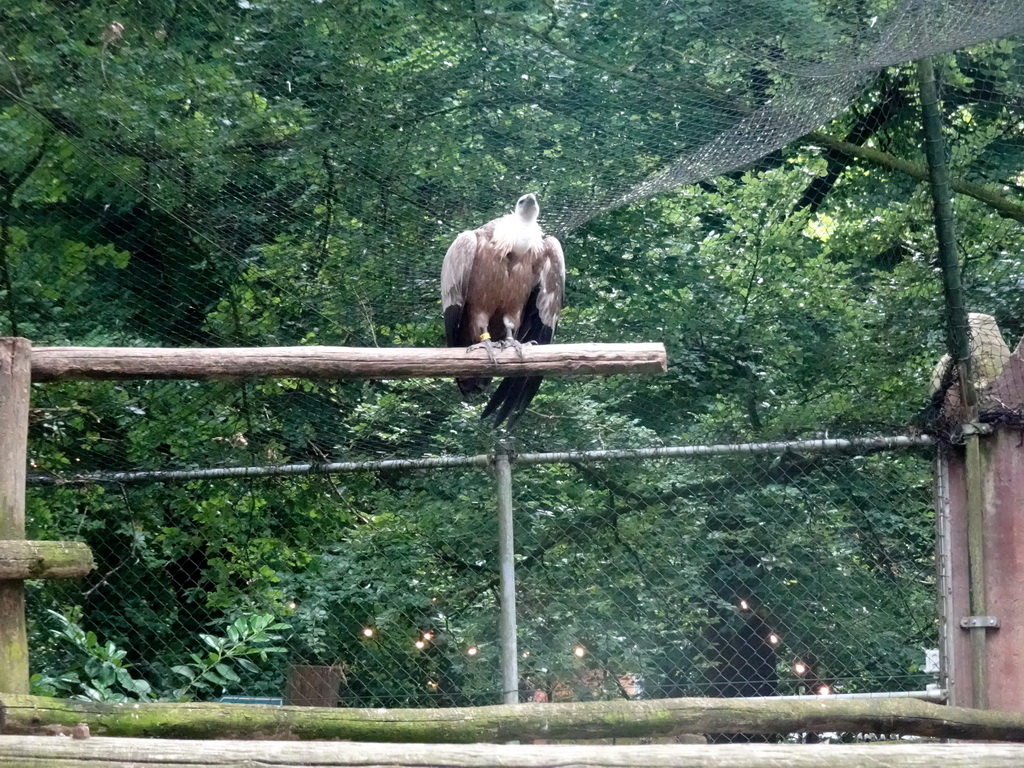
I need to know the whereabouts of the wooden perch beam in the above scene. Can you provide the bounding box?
[29,343,667,382]
[5,694,1024,743]
[0,540,94,580]
[2,737,1024,768]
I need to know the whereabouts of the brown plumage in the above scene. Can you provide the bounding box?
[441,193,565,427]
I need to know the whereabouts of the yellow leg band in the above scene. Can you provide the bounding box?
[479,332,491,341]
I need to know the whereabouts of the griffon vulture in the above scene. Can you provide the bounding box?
[441,193,565,427]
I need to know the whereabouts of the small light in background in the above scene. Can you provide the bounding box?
[362,627,375,638]
[415,640,425,649]
[287,601,297,611]
[521,650,530,658]
[794,661,808,675]
[573,645,586,658]
[422,632,433,641]
[466,646,479,656]
[427,681,438,689]
[817,684,832,696]
[739,600,750,611]
[768,633,780,645]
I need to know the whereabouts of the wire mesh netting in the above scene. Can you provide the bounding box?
[510,448,937,702]
[26,439,936,707]
[3,0,1024,720]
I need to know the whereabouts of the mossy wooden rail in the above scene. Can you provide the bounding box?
[5,694,1024,742]
[0,541,93,580]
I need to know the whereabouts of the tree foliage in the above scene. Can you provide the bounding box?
[3,0,1022,706]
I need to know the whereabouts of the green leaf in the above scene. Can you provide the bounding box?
[170,665,196,680]
[200,634,225,652]
[236,658,260,673]
[201,670,228,687]
[214,663,241,683]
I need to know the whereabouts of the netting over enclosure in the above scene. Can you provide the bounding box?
[3,0,1024,712]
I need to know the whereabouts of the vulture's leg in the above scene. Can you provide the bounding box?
[500,316,529,360]
[465,313,499,363]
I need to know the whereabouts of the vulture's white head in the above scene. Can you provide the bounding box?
[515,193,540,223]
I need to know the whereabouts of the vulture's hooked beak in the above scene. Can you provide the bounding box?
[517,193,539,216]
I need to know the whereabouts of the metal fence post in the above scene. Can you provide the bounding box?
[916,56,973,399]
[493,446,519,706]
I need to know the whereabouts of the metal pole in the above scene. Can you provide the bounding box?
[493,447,519,706]
[916,56,973,400]
[26,434,934,486]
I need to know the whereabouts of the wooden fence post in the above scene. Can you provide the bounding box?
[935,317,1024,710]
[0,337,31,694]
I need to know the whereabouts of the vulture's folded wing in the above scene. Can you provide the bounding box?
[441,230,477,347]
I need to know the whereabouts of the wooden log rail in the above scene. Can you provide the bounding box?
[0,541,93,580]
[2,737,1024,768]
[30,343,668,382]
[5,694,1024,743]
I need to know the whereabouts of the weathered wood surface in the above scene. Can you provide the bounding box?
[2,737,1024,768]
[5,694,1024,742]
[0,541,94,580]
[0,338,31,695]
[29,343,667,382]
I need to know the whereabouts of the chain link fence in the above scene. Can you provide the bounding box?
[25,433,936,708]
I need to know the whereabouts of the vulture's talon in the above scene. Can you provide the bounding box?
[496,338,525,360]
[467,339,499,364]
[514,340,537,361]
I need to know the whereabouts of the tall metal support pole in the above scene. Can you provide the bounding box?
[493,448,519,706]
[0,337,31,693]
[916,57,972,387]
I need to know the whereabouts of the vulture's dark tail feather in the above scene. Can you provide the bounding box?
[482,376,544,429]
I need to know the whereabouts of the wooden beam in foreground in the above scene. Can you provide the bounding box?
[30,343,666,382]
[4,694,1024,743]
[1,737,1024,768]
[0,540,94,580]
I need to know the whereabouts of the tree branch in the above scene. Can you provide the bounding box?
[803,132,1024,224]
